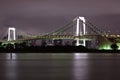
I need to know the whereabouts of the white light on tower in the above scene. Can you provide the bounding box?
[79,17,86,35]
[76,18,80,36]
[79,17,86,46]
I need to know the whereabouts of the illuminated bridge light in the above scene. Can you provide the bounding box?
[101,35,104,36]
[117,35,120,37]
[111,35,116,37]
[114,35,116,37]
[105,35,108,37]
[99,45,112,50]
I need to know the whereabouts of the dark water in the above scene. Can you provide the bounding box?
[0,53,120,80]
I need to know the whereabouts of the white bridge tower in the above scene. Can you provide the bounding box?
[8,27,16,41]
[74,16,86,46]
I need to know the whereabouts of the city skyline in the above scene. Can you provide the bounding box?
[0,0,120,35]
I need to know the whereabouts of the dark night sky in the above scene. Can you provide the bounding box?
[0,0,120,35]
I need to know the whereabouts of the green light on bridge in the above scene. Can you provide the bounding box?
[116,43,120,50]
[99,43,120,50]
[98,45,112,50]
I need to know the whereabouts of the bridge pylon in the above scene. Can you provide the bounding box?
[74,16,86,46]
[8,27,16,41]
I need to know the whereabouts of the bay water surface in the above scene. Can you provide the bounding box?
[0,53,120,80]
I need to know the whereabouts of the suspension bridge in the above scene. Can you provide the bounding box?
[1,16,120,50]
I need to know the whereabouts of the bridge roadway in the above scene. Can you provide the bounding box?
[1,34,120,43]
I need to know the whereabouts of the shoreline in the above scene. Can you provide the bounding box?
[0,46,119,53]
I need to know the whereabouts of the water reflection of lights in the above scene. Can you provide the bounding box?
[74,53,88,59]
[73,53,89,80]
[6,53,16,60]
[5,53,18,80]
[12,53,17,60]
